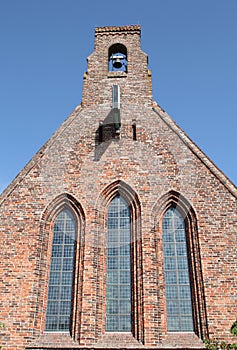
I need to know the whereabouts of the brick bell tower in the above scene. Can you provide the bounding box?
[81,25,153,149]
[1,25,237,350]
[82,25,153,108]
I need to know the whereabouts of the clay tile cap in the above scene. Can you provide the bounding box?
[95,25,141,34]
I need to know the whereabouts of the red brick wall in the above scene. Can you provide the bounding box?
[0,26,236,350]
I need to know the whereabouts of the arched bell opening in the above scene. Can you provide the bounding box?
[108,43,127,72]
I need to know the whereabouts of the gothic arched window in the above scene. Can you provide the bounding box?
[106,194,131,331]
[45,209,76,332]
[162,207,194,332]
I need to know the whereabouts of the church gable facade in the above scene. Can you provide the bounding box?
[0,25,236,350]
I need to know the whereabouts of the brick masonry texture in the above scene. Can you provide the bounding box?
[0,25,236,350]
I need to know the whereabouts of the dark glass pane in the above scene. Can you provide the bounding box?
[47,301,59,315]
[60,301,71,315]
[50,258,62,271]
[176,244,186,256]
[120,285,131,299]
[107,257,118,270]
[52,245,63,257]
[120,271,131,284]
[63,258,74,271]
[179,285,191,299]
[61,286,72,300]
[180,300,192,315]
[164,257,176,270]
[107,285,119,299]
[48,286,60,300]
[120,244,130,256]
[120,257,130,269]
[178,271,190,284]
[120,230,130,242]
[107,271,119,284]
[58,316,70,331]
[175,230,186,242]
[167,300,179,315]
[64,245,75,257]
[61,272,73,285]
[165,271,177,284]
[64,233,75,244]
[49,272,61,285]
[107,299,118,314]
[54,222,64,232]
[181,317,194,331]
[108,247,119,256]
[120,207,129,217]
[177,257,188,269]
[166,285,178,299]
[120,316,131,331]
[168,316,180,331]
[163,243,175,256]
[108,208,118,218]
[163,231,174,242]
[120,300,131,314]
[45,316,58,330]
[106,316,118,331]
[107,230,118,243]
[53,232,64,244]
[120,217,130,228]
[108,218,118,229]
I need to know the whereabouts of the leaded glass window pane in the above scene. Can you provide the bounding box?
[106,195,131,332]
[45,209,76,332]
[162,207,194,332]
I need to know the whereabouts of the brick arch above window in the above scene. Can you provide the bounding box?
[152,190,208,340]
[96,180,141,220]
[40,192,86,226]
[151,190,197,228]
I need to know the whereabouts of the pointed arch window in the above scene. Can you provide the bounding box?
[106,194,131,331]
[45,209,76,332]
[162,207,194,332]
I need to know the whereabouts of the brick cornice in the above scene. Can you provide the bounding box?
[95,25,141,35]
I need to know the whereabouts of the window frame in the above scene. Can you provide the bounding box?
[45,209,77,333]
[162,206,194,332]
[106,194,132,332]
[36,194,85,342]
[94,181,144,343]
[153,190,208,339]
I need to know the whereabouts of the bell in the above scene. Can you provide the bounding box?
[113,58,123,69]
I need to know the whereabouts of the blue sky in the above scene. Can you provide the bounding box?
[0,0,237,193]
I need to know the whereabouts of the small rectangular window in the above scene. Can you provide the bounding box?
[112,85,120,109]
[132,120,137,141]
[99,121,103,143]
